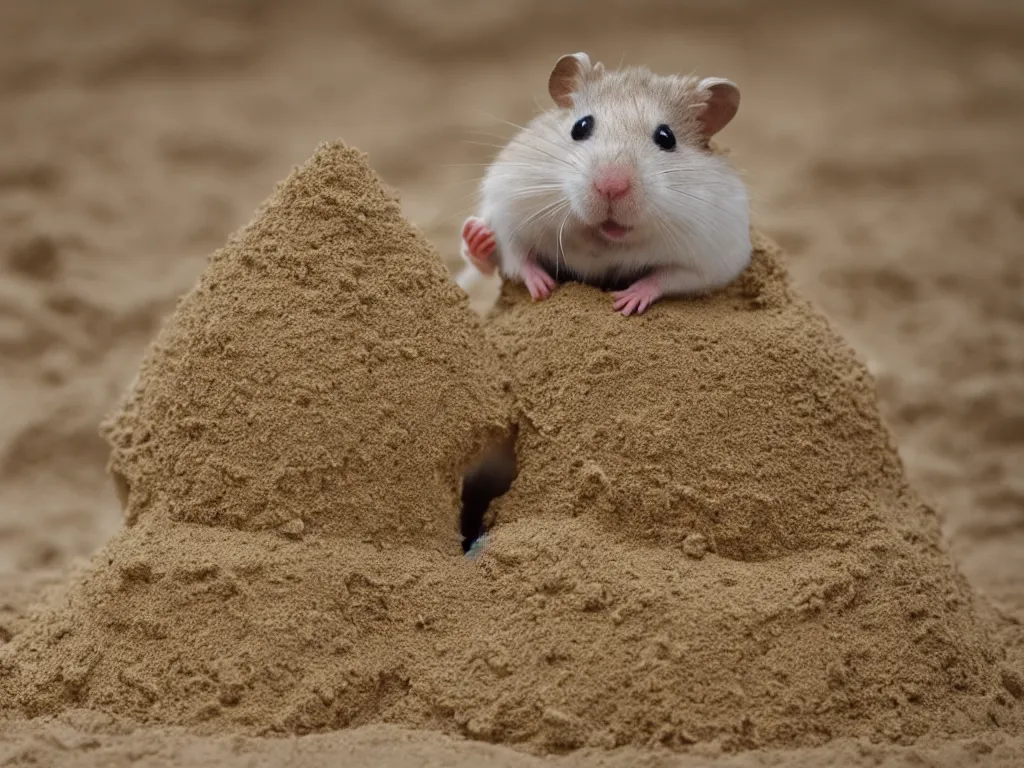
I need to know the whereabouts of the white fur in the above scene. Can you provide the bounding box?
[457,59,752,311]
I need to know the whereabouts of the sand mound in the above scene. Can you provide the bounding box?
[96,141,512,543]
[0,141,514,729]
[485,233,907,560]
[1,142,1021,756]
[472,233,1024,746]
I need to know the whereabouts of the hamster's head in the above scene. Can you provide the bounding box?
[530,52,742,247]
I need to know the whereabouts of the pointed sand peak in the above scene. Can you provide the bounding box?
[100,139,512,544]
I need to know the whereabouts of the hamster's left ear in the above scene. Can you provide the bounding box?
[548,52,604,108]
[696,78,740,137]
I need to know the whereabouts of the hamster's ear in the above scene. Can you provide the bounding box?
[696,78,740,137]
[548,52,601,108]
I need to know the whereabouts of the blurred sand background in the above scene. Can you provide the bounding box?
[1,0,1022,763]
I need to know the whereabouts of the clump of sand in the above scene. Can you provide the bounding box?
[1,142,1021,756]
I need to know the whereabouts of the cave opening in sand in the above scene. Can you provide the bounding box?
[459,427,519,553]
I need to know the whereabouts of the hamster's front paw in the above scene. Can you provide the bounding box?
[521,259,557,301]
[612,276,663,316]
[461,216,497,275]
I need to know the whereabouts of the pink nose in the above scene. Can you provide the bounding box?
[594,167,632,201]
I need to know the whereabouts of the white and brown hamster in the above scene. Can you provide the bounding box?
[454,52,752,316]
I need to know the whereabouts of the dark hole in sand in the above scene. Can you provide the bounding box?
[459,431,518,554]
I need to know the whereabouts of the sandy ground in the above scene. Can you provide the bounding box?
[1,0,1022,764]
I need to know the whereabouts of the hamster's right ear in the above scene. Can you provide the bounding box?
[548,52,602,108]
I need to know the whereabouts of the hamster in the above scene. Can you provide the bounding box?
[454,52,752,316]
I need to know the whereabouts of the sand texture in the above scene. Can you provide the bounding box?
[3,719,1024,768]
[1,135,1022,763]
[2,0,1024,765]
[99,141,512,541]
[479,235,1021,748]
[0,141,519,729]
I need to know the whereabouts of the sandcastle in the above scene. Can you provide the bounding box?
[0,141,1020,755]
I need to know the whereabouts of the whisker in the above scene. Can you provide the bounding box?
[469,109,580,164]
[651,208,710,286]
[508,198,570,243]
[461,138,581,173]
[464,129,517,143]
[653,166,746,178]
[665,183,763,208]
[520,147,582,172]
[440,162,519,169]
[459,140,509,154]
[658,189,750,284]
[662,186,747,224]
[556,207,575,282]
[430,179,566,232]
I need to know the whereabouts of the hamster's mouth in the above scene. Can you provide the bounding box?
[598,220,632,241]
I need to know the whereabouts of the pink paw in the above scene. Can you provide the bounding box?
[612,276,664,316]
[521,259,557,301]
[461,216,497,275]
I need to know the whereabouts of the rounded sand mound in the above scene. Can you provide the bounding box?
[1,143,1020,756]
[473,233,1023,746]
[486,233,907,561]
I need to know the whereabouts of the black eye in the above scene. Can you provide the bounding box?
[571,115,595,141]
[653,124,676,151]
